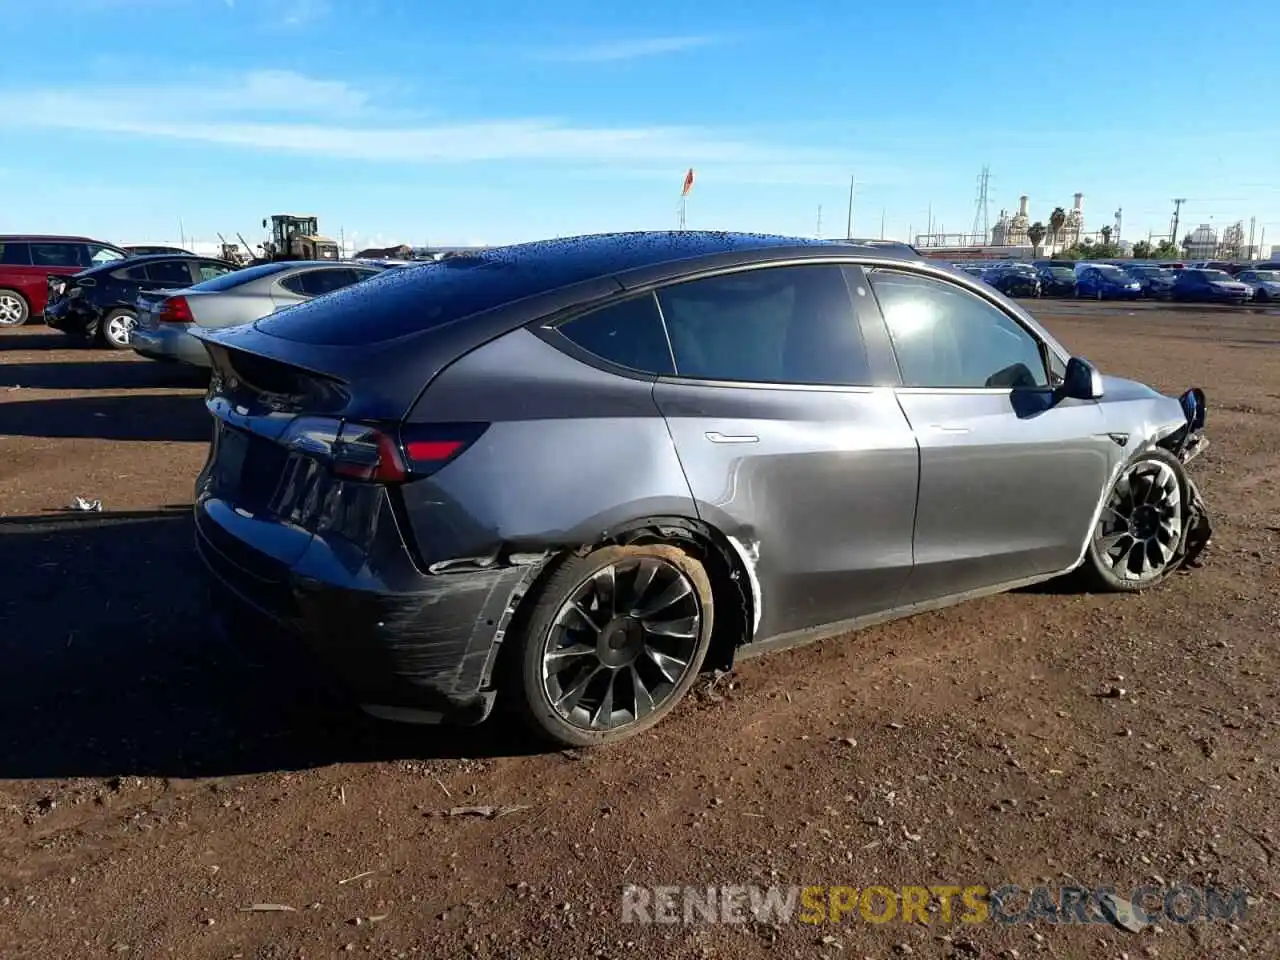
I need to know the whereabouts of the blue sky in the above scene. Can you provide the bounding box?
[2,0,1278,252]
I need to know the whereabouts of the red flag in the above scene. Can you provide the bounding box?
[681,168,695,196]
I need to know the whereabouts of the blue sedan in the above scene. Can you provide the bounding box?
[1075,264,1143,300]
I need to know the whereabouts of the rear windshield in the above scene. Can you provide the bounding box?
[255,254,589,345]
[193,262,291,291]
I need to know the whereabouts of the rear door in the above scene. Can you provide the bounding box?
[647,262,919,642]
[865,268,1114,603]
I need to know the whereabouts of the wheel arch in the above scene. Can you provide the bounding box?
[492,513,755,688]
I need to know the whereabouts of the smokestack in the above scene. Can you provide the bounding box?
[1018,195,1028,216]
[1073,192,1083,212]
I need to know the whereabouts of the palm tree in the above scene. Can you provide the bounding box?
[1049,207,1067,250]
[1100,225,1113,245]
[1027,222,1046,257]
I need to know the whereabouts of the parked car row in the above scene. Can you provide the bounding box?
[131,260,389,365]
[0,230,404,357]
[947,257,1277,305]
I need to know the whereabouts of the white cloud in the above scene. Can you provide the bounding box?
[531,35,722,63]
[0,72,836,170]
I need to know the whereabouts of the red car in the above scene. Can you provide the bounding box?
[0,235,129,326]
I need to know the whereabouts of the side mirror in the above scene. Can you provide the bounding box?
[1062,356,1104,400]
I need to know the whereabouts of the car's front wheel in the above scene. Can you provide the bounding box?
[512,543,715,747]
[1083,448,1190,592]
[99,308,137,350]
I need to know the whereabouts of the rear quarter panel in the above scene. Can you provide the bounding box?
[190,291,279,329]
[400,327,697,564]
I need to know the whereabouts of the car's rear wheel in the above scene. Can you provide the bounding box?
[0,289,29,327]
[99,308,136,349]
[513,543,714,747]
[1083,448,1189,593]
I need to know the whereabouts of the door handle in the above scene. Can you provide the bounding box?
[929,424,970,434]
[705,431,759,444]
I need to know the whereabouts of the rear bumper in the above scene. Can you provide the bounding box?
[131,323,210,366]
[44,299,99,335]
[194,497,534,725]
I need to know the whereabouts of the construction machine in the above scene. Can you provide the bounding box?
[216,232,251,267]
[258,214,340,262]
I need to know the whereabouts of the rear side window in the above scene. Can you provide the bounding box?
[194,262,290,291]
[113,264,150,281]
[145,260,195,283]
[255,253,610,346]
[282,268,361,297]
[29,243,86,268]
[555,295,674,375]
[0,242,32,265]
[656,264,871,386]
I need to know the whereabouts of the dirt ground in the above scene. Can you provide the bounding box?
[1,303,1277,960]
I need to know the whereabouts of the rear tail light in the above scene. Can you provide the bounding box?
[158,296,194,323]
[400,422,488,476]
[279,418,487,483]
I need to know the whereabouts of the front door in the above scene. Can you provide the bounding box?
[865,268,1115,603]
[650,263,919,642]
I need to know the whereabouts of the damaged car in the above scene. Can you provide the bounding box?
[192,231,1212,748]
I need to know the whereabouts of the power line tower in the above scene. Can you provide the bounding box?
[1170,198,1186,249]
[971,166,991,244]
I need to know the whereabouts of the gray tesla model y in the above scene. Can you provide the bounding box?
[192,231,1211,747]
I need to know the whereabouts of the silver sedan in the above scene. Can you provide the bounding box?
[130,260,390,367]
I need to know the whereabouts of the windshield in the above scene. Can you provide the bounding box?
[1125,266,1157,276]
[1048,266,1075,278]
[192,262,290,291]
[1200,270,1233,281]
[1095,266,1129,281]
[1250,270,1280,281]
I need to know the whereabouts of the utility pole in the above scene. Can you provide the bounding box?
[1170,198,1186,251]
[926,201,933,239]
[880,207,886,240]
[815,205,823,238]
[1249,216,1256,258]
[971,165,991,244]
[178,218,185,250]
[845,176,855,239]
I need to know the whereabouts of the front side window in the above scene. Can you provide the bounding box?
[89,244,125,265]
[869,270,1049,390]
[198,261,233,281]
[555,294,674,375]
[655,264,871,386]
